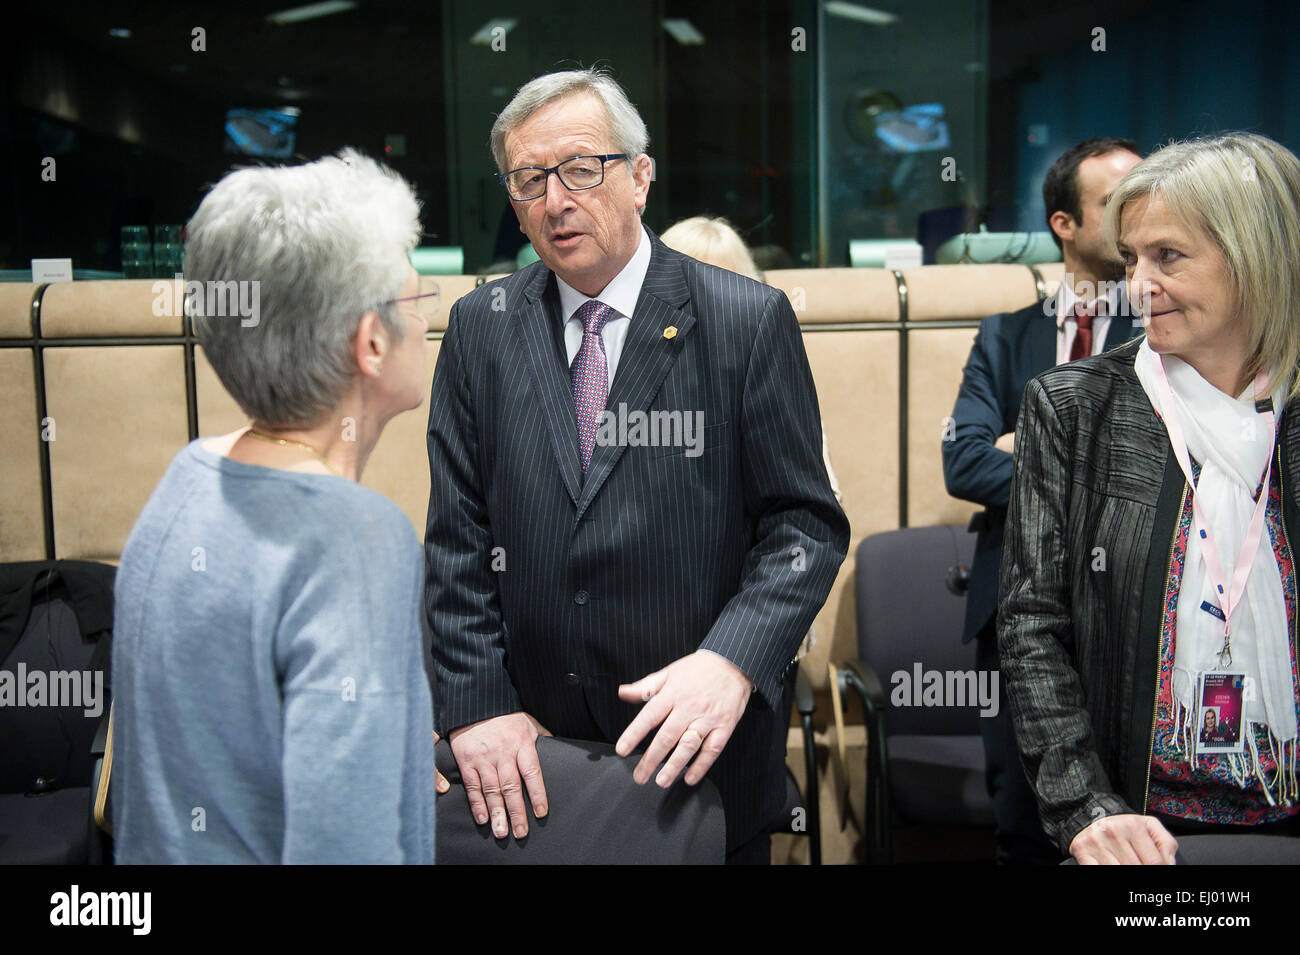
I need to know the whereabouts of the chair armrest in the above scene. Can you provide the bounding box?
[91,706,111,757]
[839,659,892,861]
[840,657,886,713]
[794,662,815,716]
[91,703,114,838]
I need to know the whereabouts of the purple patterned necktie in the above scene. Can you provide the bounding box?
[571,300,613,474]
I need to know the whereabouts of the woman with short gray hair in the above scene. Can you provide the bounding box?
[1001,132,1300,864]
[112,149,441,863]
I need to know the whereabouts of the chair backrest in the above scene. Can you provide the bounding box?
[433,736,726,863]
[855,525,981,736]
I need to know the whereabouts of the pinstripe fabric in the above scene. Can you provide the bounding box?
[424,229,850,847]
[998,335,1300,852]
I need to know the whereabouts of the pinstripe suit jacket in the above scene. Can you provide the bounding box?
[423,230,850,848]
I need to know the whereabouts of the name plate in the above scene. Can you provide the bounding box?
[883,243,923,270]
[32,258,73,283]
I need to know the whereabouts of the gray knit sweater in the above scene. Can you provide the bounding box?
[111,440,435,863]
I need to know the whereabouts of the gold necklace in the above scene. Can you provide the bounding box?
[244,428,342,477]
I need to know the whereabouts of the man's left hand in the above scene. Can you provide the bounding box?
[615,650,753,788]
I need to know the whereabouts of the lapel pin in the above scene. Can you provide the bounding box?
[663,325,677,340]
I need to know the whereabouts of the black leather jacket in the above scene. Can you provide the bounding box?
[998,336,1300,852]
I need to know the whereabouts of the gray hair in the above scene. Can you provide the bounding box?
[187,148,420,428]
[1105,132,1300,398]
[490,68,649,173]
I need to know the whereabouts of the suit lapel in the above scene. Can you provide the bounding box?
[575,234,696,521]
[514,267,582,506]
[1030,299,1056,374]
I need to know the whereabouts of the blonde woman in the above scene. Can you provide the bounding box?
[1000,133,1300,864]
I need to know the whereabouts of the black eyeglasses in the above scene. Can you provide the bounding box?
[498,154,629,201]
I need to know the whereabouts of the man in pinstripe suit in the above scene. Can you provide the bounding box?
[425,69,848,863]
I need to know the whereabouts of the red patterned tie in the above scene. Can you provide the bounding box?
[571,300,613,474]
[1069,302,1096,362]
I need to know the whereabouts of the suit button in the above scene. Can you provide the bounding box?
[566,672,580,685]
[574,590,589,605]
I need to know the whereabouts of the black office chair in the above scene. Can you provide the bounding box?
[433,663,821,866]
[834,525,992,863]
[767,661,821,864]
[434,736,727,863]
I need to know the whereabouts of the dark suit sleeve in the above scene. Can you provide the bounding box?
[424,304,522,733]
[998,377,1131,852]
[698,289,850,709]
[942,317,1015,508]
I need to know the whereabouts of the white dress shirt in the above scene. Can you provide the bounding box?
[1054,281,1119,366]
[556,225,652,388]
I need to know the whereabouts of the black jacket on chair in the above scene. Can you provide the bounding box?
[943,297,1143,644]
[0,560,115,864]
[998,336,1300,853]
[424,229,850,850]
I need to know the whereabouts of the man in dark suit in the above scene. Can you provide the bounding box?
[424,68,848,864]
[942,137,1143,863]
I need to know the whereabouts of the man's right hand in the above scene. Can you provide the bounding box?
[994,431,1016,454]
[1070,813,1178,865]
[447,712,552,839]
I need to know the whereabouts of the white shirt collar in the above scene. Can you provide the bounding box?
[556,225,651,322]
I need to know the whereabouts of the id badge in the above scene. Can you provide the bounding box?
[1196,671,1246,754]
